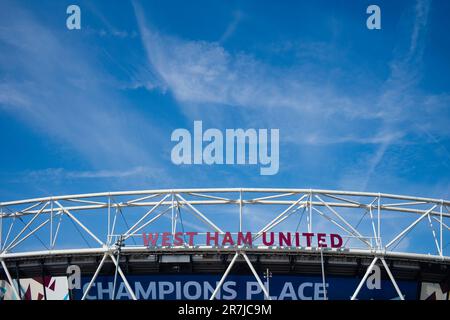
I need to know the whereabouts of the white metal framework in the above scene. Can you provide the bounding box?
[1,188,449,300]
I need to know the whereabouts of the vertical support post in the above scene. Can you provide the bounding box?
[173,199,179,238]
[0,260,21,300]
[308,190,313,233]
[15,263,22,300]
[111,207,118,244]
[371,208,377,248]
[426,214,441,255]
[112,249,120,300]
[67,259,74,301]
[377,194,381,249]
[351,257,378,300]
[263,268,271,299]
[239,190,243,233]
[50,200,53,248]
[0,206,3,250]
[41,260,47,301]
[320,248,327,300]
[112,235,125,301]
[440,201,443,257]
[171,193,175,236]
[107,196,111,245]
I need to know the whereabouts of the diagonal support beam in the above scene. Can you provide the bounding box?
[6,218,50,252]
[351,257,405,300]
[242,252,271,300]
[18,202,43,215]
[55,201,104,247]
[351,256,378,300]
[108,253,137,300]
[386,205,437,249]
[2,217,16,252]
[366,201,380,248]
[255,204,306,240]
[426,213,442,256]
[81,252,137,300]
[176,194,224,234]
[187,193,232,201]
[312,206,367,244]
[123,205,173,241]
[51,213,64,249]
[125,193,161,205]
[253,194,308,241]
[380,257,404,300]
[315,195,371,248]
[209,252,271,300]
[3,202,49,252]
[0,260,21,300]
[251,192,295,202]
[209,252,239,300]
[81,253,108,300]
[124,194,170,237]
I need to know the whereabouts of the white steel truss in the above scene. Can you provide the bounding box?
[0,188,449,300]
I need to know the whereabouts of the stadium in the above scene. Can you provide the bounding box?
[0,188,449,300]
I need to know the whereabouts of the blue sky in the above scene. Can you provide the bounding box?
[0,0,449,203]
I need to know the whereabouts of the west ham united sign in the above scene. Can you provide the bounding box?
[142,231,343,248]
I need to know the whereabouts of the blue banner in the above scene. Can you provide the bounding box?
[73,274,418,300]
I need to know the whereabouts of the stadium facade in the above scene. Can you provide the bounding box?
[0,188,449,300]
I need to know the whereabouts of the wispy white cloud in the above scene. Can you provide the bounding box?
[219,10,243,44]
[133,0,445,150]
[30,166,160,180]
[290,130,405,146]
[348,0,433,192]
[83,27,138,39]
[133,2,379,121]
[132,0,448,199]
[409,0,430,59]
[83,1,138,39]
[0,1,166,172]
